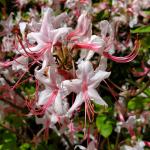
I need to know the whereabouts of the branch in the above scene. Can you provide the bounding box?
[133,80,150,97]
[62,133,74,150]
[0,98,24,112]
[0,74,25,100]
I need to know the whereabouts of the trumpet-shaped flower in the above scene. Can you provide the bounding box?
[62,61,110,120]
[0,13,14,37]
[67,12,92,41]
[21,8,71,58]
[35,65,68,116]
[120,141,145,150]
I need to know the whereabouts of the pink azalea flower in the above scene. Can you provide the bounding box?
[63,61,110,120]
[1,35,16,52]
[132,62,150,77]
[21,8,71,58]
[74,141,97,150]
[120,141,145,150]
[0,13,14,37]
[67,12,92,41]
[115,116,137,137]
[34,66,69,116]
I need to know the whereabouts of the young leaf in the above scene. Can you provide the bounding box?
[131,26,150,33]
[96,115,113,138]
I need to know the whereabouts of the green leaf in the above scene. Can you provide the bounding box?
[140,35,150,50]
[143,10,150,15]
[128,96,150,110]
[76,133,84,138]
[131,25,150,33]
[0,131,17,150]
[19,143,31,150]
[96,115,113,138]
[96,115,106,126]
[144,87,150,97]
[100,123,113,138]
[0,0,6,5]
[5,114,23,128]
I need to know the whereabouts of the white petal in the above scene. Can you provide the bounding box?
[50,114,58,124]
[88,141,96,150]
[53,12,68,28]
[35,68,51,87]
[86,35,105,60]
[70,12,92,40]
[50,27,71,45]
[40,8,53,35]
[99,20,109,38]
[53,92,64,115]
[74,145,86,150]
[12,56,28,71]
[37,89,51,106]
[62,79,82,95]
[76,61,94,79]
[89,70,111,88]
[27,32,45,45]
[88,88,107,106]
[96,56,108,71]
[35,115,46,125]
[19,22,27,36]
[99,20,114,38]
[67,92,84,115]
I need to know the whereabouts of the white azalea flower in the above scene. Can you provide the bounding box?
[35,65,68,115]
[63,61,110,118]
[120,141,145,150]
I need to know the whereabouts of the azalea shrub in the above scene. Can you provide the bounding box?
[0,0,150,149]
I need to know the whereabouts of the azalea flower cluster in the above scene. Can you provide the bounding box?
[0,6,113,132]
[0,0,150,149]
[93,0,150,28]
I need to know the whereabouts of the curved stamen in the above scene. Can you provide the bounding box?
[17,34,52,60]
[82,79,94,123]
[28,90,58,115]
[73,42,102,53]
[132,62,150,77]
[144,141,150,147]
[44,119,50,140]
[103,40,139,63]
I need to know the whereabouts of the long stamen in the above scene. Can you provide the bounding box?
[29,90,58,115]
[67,29,81,40]
[144,141,150,147]
[128,127,135,138]
[73,42,102,53]
[82,79,94,123]
[11,60,37,90]
[44,119,50,140]
[103,40,139,63]
[17,34,51,60]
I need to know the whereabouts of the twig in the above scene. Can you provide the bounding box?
[0,98,23,111]
[114,132,120,150]
[0,123,16,134]
[133,80,150,97]
[107,138,111,150]
[62,133,74,150]
[107,79,125,92]
[0,74,25,100]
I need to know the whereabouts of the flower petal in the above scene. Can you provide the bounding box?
[67,92,83,115]
[62,79,82,95]
[89,70,111,88]
[53,91,65,115]
[88,88,108,106]
[76,61,94,79]
[37,89,51,106]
